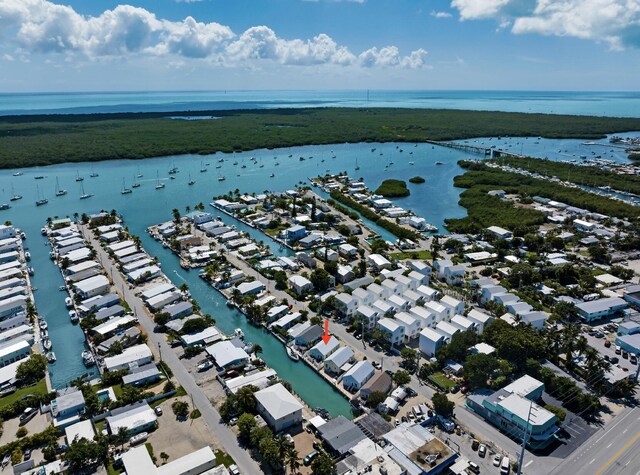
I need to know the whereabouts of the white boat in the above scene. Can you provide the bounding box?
[65,297,73,308]
[155,171,165,189]
[12,172,22,176]
[0,204,9,210]
[39,319,47,330]
[82,350,95,367]
[188,173,195,186]
[55,177,67,196]
[218,175,226,181]
[129,432,148,445]
[121,178,132,194]
[233,328,244,339]
[200,161,207,173]
[46,352,56,363]
[69,310,78,323]
[79,182,93,200]
[42,339,52,351]
[24,251,31,261]
[10,185,22,201]
[35,185,48,206]
[286,346,300,362]
[41,227,47,235]
[75,171,83,182]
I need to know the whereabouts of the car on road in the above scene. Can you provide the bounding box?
[478,444,487,458]
[372,361,382,369]
[468,461,480,473]
[154,406,163,416]
[229,464,240,475]
[493,454,502,467]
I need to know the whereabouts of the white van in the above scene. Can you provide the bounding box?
[500,456,511,474]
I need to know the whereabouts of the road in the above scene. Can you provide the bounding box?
[552,407,640,475]
[81,225,262,475]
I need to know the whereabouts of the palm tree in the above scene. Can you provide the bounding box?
[252,344,263,356]
[115,426,129,451]
[285,446,300,475]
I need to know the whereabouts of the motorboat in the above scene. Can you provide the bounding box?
[24,252,31,261]
[0,204,10,210]
[46,352,56,363]
[69,310,78,323]
[286,346,300,362]
[12,172,22,176]
[34,176,44,180]
[41,227,47,235]
[234,328,244,340]
[218,175,226,182]
[65,297,73,308]
[82,351,95,367]
[42,339,52,351]
[39,319,47,330]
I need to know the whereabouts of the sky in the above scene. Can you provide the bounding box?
[1,0,639,92]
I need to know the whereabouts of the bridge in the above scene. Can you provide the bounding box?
[425,140,526,159]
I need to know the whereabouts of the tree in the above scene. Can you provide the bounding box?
[437,331,478,364]
[393,370,411,386]
[172,401,190,418]
[432,392,454,418]
[324,260,338,276]
[311,452,336,475]
[365,391,387,409]
[463,353,500,389]
[16,354,48,385]
[250,426,273,448]
[274,270,288,290]
[181,317,210,335]
[400,348,418,372]
[11,448,23,465]
[108,340,123,356]
[285,445,301,475]
[259,436,282,469]
[588,244,610,264]
[252,344,263,356]
[160,452,170,464]
[43,444,57,462]
[172,208,181,223]
[63,438,107,471]
[115,426,129,451]
[237,413,257,439]
[310,268,331,292]
[154,312,171,327]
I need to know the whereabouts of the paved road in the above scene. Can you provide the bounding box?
[552,407,640,475]
[81,226,262,475]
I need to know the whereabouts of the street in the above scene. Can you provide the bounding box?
[81,225,262,475]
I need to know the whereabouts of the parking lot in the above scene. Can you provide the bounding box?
[583,323,637,374]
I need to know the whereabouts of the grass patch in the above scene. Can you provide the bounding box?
[389,250,432,261]
[409,176,425,184]
[95,420,105,433]
[107,463,123,475]
[214,450,235,467]
[375,179,410,197]
[112,385,123,400]
[190,409,201,419]
[175,386,187,397]
[428,372,456,391]
[4,108,640,169]
[0,379,47,411]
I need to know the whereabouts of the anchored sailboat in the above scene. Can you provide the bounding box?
[155,171,165,189]
[121,178,132,194]
[79,182,93,200]
[55,177,67,196]
[35,185,48,206]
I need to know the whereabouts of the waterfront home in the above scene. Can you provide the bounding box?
[78,293,120,316]
[107,401,157,436]
[266,304,289,322]
[66,260,100,275]
[157,221,176,237]
[338,243,358,258]
[294,325,324,347]
[235,280,265,296]
[285,225,307,243]
[360,371,392,400]
[308,336,340,361]
[372,198,392,209]
[299,234,322,248]
[103,344,153,372]
[165,316,200,333]
[296,252,317,269]
[225,368,278,394]
[97,327,140,354]
[450,314,476,333]
[73,275,110,299]
[255,383,303,432]
[467,309,494,334]
[367,254,392,272]
[127,265,161,284]
[51,389,86,428]
[318,415,368,455]
[576,297,628,323]
[435,321,460,341]
[419,328,446,357]
[121,445,217,475]
[180,327,221,347]
[287,321,311,340]
[343,360,375,392]
[91,315,136,340]
[394,312,421,341]
[146,291,181,311]
[0,325,33,346]
[0,339,30,367]
[276,256,299,271]
[206,340,250,370]
[121,364,161,387]
[377,318,404,346]
[288,275,313,295]
[0,225,16,240]
[271,312,302,331]
[324,346,355,375]
[163,301,193,320]
[466,375,559,449]
[335,293,357,317]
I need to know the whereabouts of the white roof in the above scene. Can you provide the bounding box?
[225,368,278,394]
[503,375,544,398]
[499,394,556,427]
[420,327,445,342]
[450,315,474,330]
[66,260,100,274]
[103,344,152,371]
[325,346,354,368]
[343,360,374,384]
[73,275,109,293]
[181,327,221,346]
[378,317,401,333]
[289,275,312,287]
[310,337,339,357]
[0,339,30,358]
[440,295,462,308]
[435,321,459,338]
[108,240,135,251]
[467,309,492,324]
[206,340,249,368]
[92,315,135,336]
[65,419,95,443]
[255,383,302,419]
[107,402,156,433]
[127,265,160,281]
[470,343,496,355]
[141,283,176,300]
[394,312,417,327]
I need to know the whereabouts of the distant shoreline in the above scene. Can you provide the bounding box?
[2,107,640,169]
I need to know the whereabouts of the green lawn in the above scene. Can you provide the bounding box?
[214,450,235,467]
[428,372,456,391]
[0,379,47,411]
[106,463,123,475]
[389,250,432,261]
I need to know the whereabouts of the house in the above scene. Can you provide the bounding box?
[334,293,357,317]
[387,295,410,312]
[367,254,392,271]
[416,285,438,302]
[408,260,432,276]
[336,265,354,284]
[103,344,153,372]
[121,364,162,387]
[409,306,437,329]
[72,275,110,299]
[106,401,157,435]
[353,287,375,306]
[450,315,475,333]
[407,271,429,288]
[324,347,355,375]
[394,312,421,341]
[519,311,550,329]
[377,318,404,346]
[163,301,194,321]
[271,312,302,331]
[266,305,289,322]
[206,340,250,370]
[439,295,464,318]
[576,297,628,323]
[338,243,359,258]
[467,309,494,334]
[235,281,265,296]
[65,420,96,444]
[181,327,221,347]
[343,360,375,391]
[288,275,313,295]
[356,305,379,329]
[308,337,340,361]
[255,383,303,432]
[419,328,446,357]
[294,325,324,347]
[121,445,217,475]
[51,389,86,428]
[371,299,393,318]
[424,301,448,323]
[487,226,513,239]
[435,321,460,341]
[318,415,368,455]
[0,339,30,367]
[299,234,322,248]
[360,371,393,400]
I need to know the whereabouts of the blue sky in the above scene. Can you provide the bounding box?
[1,0,639,92]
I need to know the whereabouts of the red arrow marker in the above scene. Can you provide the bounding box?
[322,319,331,344]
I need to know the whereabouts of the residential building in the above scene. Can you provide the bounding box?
[359,371,393,400]
[255,383,303,432]
[377,318,405,346]
[324,347,355,375]
[343,360,375,391]
[288,275,313,295]
[103,344,153,372]
[308,337,340,361]
[107,401,157,435]
[576,297,628,322]
[419,328,446,357]
[206,341,250,370]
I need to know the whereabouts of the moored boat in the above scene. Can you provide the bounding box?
[46,352,56,363]
[82,350,95,367]
[286,346,300,362]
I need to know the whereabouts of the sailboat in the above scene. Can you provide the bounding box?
[168,161,178,174]
[35,185,48,206]
[188,174,195,186]
[10,185,22,202]
[355,157,360,171]
[132,175,141,188]
[217,173,226,182]
[200,161,207,173]
[75,171,84,182]
[155,171,165,189]
[89,166,99,178]
[55,177,67,196]
[121,178,132,194]
[79,182,93,200]
[136,166,143,178]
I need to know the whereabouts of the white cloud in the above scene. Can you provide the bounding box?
[0,0,425,67]
[2,53,14,61]
[450,0,640,49]
[430,10,452,18]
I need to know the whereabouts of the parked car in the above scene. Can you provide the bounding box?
[468,461,480,473]
[611,356,620,364]
[604,340,611,348]
[303,450,318,466]
[630,354,638,364]
[493,454,502,467]
[229,417,239,426]
[229,464,240,475]
[471,439,480,451]
[197,360,214,372]
[615,346,622,354]
[604,354,610,361]
[478,444,487,458]
[23,448,32,461]
[622,350,629,359]
[501,456,511,474]
[154,406,163,416]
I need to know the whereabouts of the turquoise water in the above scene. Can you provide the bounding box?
[3,141,471,416]
[3,90,640,117]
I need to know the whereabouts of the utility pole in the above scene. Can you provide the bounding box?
[517,400,534,475]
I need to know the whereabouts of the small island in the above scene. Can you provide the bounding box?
[375,179,410,197]
[409,176,425,184]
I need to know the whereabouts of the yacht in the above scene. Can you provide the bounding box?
[35,185,48,206]
[25,251,31,261]
[10,185,22,201]
[435,161,444,165]
[79,182,93,200]
[55,177,67,196]
[286,346,300,362]
[188,174,195,186]
[168,162,178,174]
[132,175,141,188]
[155,171,165,189]
[218,175,226,182]
[0,204,9,211]
[234,328,245,339]
[270,173,275,178]
[200,161,207,173]
[65,297,73,308]
[75,171,84,182]
[12,172,22,176]
[46,352,56,363]
[121,178,132,194]
[355,157,360,171]
[82,351,95,367]
[43,339,52,351]
[89,167,99,178]
[137,166,143,178]
[69,310,78,323]
[39,319,47,330]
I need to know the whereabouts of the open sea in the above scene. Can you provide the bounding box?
[2,89,639,416]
